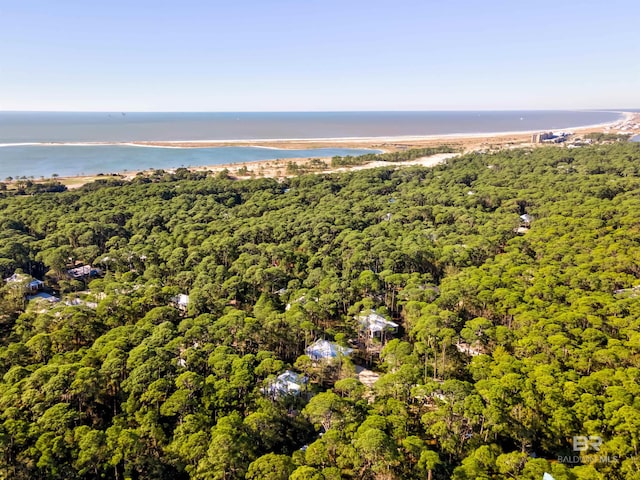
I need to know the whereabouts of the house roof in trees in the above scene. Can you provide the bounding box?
[4,273,25,283]
[357,310,399,334]
[171,294,190,310]
[455,342,484,356]
[67,265,100,279]
[264,370,307,396]
[305,339,353,361]
[27,292,60,303]
[286,294,315,311]
[64,297,98,308]
[4,273,44,290]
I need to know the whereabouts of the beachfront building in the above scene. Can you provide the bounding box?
[305,339,353,363]
[532,132,554,143]
[532,131,570,144]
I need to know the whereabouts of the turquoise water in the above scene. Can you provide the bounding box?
[0,145,379,179]
[0,110,625,178]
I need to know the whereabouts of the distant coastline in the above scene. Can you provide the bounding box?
[1,110,638,185]
[0,111,629,149]
[130,112,629,148]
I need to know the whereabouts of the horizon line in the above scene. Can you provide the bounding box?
[0,108,635,114]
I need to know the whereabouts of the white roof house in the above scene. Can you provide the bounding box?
[27,292,60,303]
[263,370,308,397]
[4,273,44,292]
[29,279,45,290]
[67,265,101,279]
[357,310,399,338]
[171,294,190,311]
[64,297,98,309]
[306,339,353,362]
[4,273,25,284]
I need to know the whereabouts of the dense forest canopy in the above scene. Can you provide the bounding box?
[1,143,640,479]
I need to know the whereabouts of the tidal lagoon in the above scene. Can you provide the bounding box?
[0,145,380,179]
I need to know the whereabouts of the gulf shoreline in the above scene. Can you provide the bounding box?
[115,110,636,147]
[0,111,630,149]
[7,111,640,189]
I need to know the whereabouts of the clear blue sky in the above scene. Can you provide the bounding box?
[1,0,638,111]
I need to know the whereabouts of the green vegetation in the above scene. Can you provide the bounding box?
[0,144,640,479]
[286,159,328,175]
[583,132,631,143]
[236,166,251,176]
[0,179,67,195]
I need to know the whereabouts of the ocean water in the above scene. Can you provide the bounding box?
[0,111,623,143]
[0,110,624,178]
